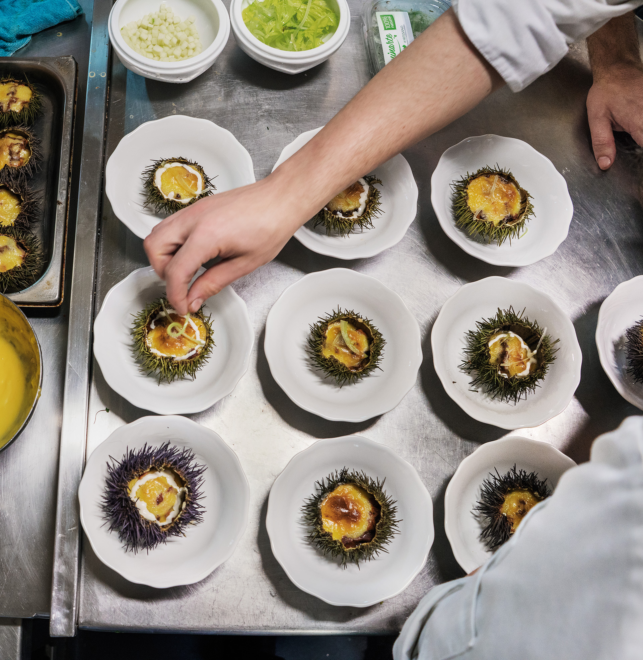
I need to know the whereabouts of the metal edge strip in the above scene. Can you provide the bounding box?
[49,0,112,638]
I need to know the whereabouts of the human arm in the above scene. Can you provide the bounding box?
[144,8,502,314]
[587,12,643,170]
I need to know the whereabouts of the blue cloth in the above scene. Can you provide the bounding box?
[394,416,643,660]
[0,0,83,57]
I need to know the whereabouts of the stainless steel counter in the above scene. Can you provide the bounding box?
[50,1,643,636]
[0,1,91,622]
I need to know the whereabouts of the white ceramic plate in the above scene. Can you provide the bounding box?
[94,266,253,415]
[596,275,643,410]
[79,415,250,588]
[266,435,434,607]
[272,127,418,259]
[431,135,573,266]
[264,268,422,422]
[444,435,576,573]
[432,277,582,429]
[105,115,255,238]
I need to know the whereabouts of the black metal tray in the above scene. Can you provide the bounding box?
[0,56,77,306]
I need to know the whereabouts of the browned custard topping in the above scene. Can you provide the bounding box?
[321,484,379,548]
[0,234,25,272]
[145,306,207,361]
[0,132,31,171]
[0,188,21,227]
[0,82,32,114]
[322,320,370,371]
[326,179,368,217]
[500,489,542,532]
[467,174,521,226]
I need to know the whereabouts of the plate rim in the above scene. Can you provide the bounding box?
[264,268,423,422]
[443,435,576,572]
[265,434,434,607]
[431,276,582,429]
[93,265,254,415]
[78,415,251,588]
[105,114,256,239]
[430,134,573,267]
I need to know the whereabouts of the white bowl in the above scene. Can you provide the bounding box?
[109,0,230,83]
[94,266,253,415]
[444,435,576,573]
[431,135,573,266]
[230,0,350,74]
[79,415,250,588]
[431,277,582,429]
[264,268,422,422]
[596,275,643,410]
[266,435,434,607]
[105,115,255,239]
[272,127,418,259]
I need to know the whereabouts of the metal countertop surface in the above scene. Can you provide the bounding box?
[70,6,643,634]
[0,2,91,621]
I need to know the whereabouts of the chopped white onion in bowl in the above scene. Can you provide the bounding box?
[120,2,203,61]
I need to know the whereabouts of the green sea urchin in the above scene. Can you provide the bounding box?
[306,308,385,387]
[461,307,557,403]
[101,442,206,553]
[302,468,399,567]
[473,465,550,551]
[142,157,215,214]
[0,180,38,228]
[131,296,214,384]
[0,77,42,128]
[0,227,43,293]
[0,126,41,184]
[312,175,383,236]
[452,166,533,245]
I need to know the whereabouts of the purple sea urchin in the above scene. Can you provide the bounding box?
[101,442,206,553]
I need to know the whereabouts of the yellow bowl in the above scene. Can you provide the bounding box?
[0,294,42,452]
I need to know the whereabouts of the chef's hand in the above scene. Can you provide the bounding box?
[587,62,643,170]
[143,174,308,316]
[587,13,643,170]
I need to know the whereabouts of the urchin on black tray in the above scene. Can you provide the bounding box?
[0,56,76,306]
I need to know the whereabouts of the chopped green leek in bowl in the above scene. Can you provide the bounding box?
[242,0,339,51]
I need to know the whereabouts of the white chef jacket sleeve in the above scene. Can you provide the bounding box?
[451,0,643,92]
[393,416,643,660]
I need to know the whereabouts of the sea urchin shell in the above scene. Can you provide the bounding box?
[302,467,399,567]
[101,442,206,553]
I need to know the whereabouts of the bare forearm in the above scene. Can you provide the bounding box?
[271,8,502,229]
[588,12,641,78]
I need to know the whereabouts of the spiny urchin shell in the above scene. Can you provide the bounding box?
[302,467,400,567]
[0,77,42,128]
[0,126,41,184]
[312,175,383,237]
[131,296,214,384]
[0,180,39,229]
[306,307,385,387]
[461,307,557,403]
[0,226,43,293]
[625,318,643,383]
[473,465,550,551]
[142,157,215,215]
[452,166,534,246]
[101,442,206,553]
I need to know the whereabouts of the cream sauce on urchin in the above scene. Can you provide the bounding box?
[488,331,537,378]
[129,470,186,526]
[146,306,205,361]
[326,178,370,218]
[153,162,204,202]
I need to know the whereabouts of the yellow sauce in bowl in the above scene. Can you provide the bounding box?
[0,334,26,441]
